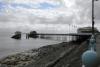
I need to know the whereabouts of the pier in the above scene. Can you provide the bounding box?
[21,32,92,42]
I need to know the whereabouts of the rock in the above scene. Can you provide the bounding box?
[28,31,38,38]
[11,31,21,39]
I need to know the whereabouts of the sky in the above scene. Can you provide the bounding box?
[0,0,100,33]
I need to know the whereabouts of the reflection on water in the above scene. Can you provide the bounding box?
[38,34,73,42]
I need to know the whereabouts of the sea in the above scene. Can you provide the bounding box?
[0,30,62,59]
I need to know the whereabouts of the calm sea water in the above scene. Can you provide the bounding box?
[0,31,61,59]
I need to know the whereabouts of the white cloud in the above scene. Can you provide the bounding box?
[0,0,100,33]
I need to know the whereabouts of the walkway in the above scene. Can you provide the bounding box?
[96,35,100,59]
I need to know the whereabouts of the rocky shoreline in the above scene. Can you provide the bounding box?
[0,41,88,67]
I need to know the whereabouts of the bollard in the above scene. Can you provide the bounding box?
[88,35,96,51]
[82,50,97,67]
[82,35,98,67]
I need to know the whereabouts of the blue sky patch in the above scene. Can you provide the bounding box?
[10,2,60,9]
[0,1,61,12]
[38,2,60,9]
[0,2,6,9]
[0,2,7,14]
[11,3,33,9]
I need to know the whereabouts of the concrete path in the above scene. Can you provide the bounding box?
[96,35,100,57]
[96,35,100,67]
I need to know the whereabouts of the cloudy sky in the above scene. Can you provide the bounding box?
[0,0,100,33]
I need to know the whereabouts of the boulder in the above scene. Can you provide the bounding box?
[11,31,21,39]
[28,31,38,38]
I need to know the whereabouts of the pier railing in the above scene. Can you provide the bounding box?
[21,33,93,43]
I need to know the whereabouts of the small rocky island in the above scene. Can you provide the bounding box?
[28,31,38,38]
[11,31,21,39]
[11,31,39,40]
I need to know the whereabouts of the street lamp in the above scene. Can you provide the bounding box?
[92,0,98,34]
[81,0,99,67]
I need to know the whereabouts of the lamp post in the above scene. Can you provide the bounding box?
[92,0,98,34]
[81,0,99,67]
[92,0,95,34]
